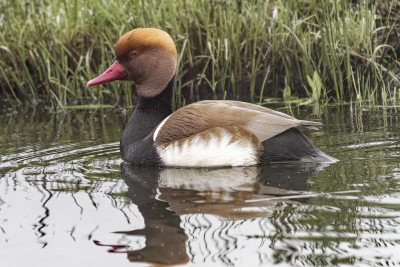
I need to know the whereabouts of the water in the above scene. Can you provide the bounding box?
[0,105,399,266]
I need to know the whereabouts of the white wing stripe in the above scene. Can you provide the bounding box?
[153,115,171,141]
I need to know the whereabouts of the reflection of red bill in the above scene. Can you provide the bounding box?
[93,240,128,253]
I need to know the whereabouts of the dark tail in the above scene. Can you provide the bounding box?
[260,128,337,164]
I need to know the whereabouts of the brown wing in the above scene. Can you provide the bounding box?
[154,100,322,143]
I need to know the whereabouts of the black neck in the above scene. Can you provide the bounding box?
[135,76,174,115]
[120,76,174,162]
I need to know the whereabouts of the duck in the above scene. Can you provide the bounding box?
[87,28,337,167]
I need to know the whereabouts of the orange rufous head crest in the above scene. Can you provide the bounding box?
[115,28,177,59]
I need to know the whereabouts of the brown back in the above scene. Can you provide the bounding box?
[155,100,321,144]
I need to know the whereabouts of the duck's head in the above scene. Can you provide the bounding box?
[87,28,177,97]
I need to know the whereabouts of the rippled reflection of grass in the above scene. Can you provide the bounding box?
[1,0,399,108]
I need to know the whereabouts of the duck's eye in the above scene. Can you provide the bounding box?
[131,51,138,57]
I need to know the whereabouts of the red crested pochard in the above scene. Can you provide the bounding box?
[87,28,337,167]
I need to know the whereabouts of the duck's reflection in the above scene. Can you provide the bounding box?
[95,162,329,265]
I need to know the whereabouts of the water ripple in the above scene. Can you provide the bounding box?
[1,107,400,266]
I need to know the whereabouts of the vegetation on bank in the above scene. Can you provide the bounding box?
[1,0,399,108]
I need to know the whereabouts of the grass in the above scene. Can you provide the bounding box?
[0,0,399,108]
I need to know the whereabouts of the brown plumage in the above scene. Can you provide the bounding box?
[115,28,177,98]
[154,100,321,145]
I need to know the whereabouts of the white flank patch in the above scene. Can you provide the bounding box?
[156,129,259,167]
[153,115,171,141]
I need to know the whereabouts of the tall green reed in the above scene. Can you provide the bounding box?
[0,0,399,108]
